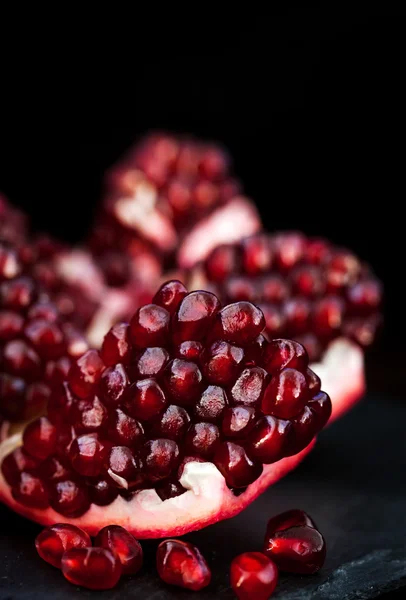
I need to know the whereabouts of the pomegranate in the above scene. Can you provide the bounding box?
[35,523,91,568]
[189,231,381,420]
[156,539,211,591]
[230,552,278,600]
[0,281,332,538]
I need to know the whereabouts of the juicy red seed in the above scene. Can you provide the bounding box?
[230,552,278,600]
[185,422,220,459]
[38,456,72,483]
[54,424,76,459]
[263,339,308,374]
[214,441,263,488]
[12,472,49,509]
[69,396,108,434]
[1,448,40,486]
[258,303,285,337]
[105,446,144,489]
[306,368,321,395]
[213,302,265,346]
[28,301,59,322]
[101,322,132,366]
[224,276,257,302]
[246,415,291,464]
[134,347,169,377]
[205,244,240,282]
[291,265,325,297]
[156,479,187,501]
[143,439,180,482]
[328,251,361,288]
[99,364,129,406]
[265,509,316,535]
[48,479,90,517]
[68,350,105,399]
[0,246,21,279]
[305,238,331,264]
[202,340,244,385]
[273,232,305,271]
[123,379,167,421]
[175,340,203,361]
[244,334,267,366]
[62,547,122,590]
[35,524,91,568]
[343,315,381,346]
[230,367,268,408]
[2,339,41,380]
[163,359,203,407]
[263,525,326,574]
[156,539,211,591]
[194,385,228,422]
[24,319,65,359]
[294,333,322,362]
[107,408,144,447]
[95,525,143,576]
[130,304,170,348]
[149,404,190,441]
[153,280,188,314]
[222,406,257,438]
[47,382,75,426]
[312,296,345,337]
[69,434,111,477]
[62,324,89,359]
[262,368,309,419]
[24,382,51,418]
[348,279,382,313]
[308,391,332,429]
[87,477,119,506]
[0,311,24,340]
[242,234,273,275]
[285,406,318,456]
[173,291,221,343]
[0,276,36,309]
[45,357,71,387]
[260,275,289,303]
[23,416,58,460]
[284,298,311,334]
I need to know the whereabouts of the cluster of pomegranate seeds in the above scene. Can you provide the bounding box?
[0,240,89,422]
[2,280,332,514]
[156,539,211,591]
[89,133,242,287]
[199,232,382,360]
[36,523,143,590]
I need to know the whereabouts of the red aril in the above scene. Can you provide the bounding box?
[230,552,278,600]
[61,547,122,590]
[35,523,91,568]
[156,539,211,591]
[263,524,326,574]
[95,524,143,575]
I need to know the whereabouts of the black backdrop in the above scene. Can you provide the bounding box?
[0,6,404,386]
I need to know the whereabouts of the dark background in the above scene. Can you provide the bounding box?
[0,5,404,385]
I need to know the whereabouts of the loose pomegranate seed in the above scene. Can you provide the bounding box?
[173,291,221,342]
[87,477,119,506]
[230,367,268,408]
[265,509,316,535]
[143,439,180,482]
[202,340,244,385]
[153,280,187,314]
[12,472,49,508]
[107,408,144,447]
[105,446,144,489]
[156,479,187,500]
[134,347,169,377]
[194,385,228,422]
[123,379,167,421]
[23,416,58,460]
[68,350,105,399]
[222,406,257,438]
[35,524,91,568]
[214,441,262,488]
[69,434,111,477]
[185,422,220,458]
[150,404,190,441]
[130,304,170,348]
[101,322,132,366]
[308,391,332,429]
[95,525,143,575]
[262,369,309,419]
[246,415,291,464]
[263,339,308,374]
[230,552,278,600]
[99,364,129,407]
[174,340,203,361]
[263,525,326,574]
[1,448,40,486]
[213,302,265,345]
[48,479,90,517]
[156,539,211,591]
[62,547,122,590]
[163,359,203,406]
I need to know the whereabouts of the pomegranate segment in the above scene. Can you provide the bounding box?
[263,524,326,574]
[230,552,278,600]
[61,547,122,590]
[156,539,211,591]
[35,523,91,568]
[95,524,143,575]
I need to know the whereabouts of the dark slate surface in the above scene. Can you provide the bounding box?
[1,394,405,599]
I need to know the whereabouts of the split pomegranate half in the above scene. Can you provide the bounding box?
[0,281,340,539]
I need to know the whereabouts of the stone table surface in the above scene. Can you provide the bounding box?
[0,393,405,599]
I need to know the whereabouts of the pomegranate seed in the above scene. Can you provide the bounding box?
[262,369,309,419]
[1,448,40,486]
[260,275,289,303]
[95,525,143,575]
[263,339,308,374]
[194,385,228,422]
[284,298,311,334]
[213,302,265,345]
[305,238,331,264]
[23,416,58,460]
[185,422,220,458]
[28,301,59,322]
[0,276,36,309]
[45,357,71,387]
[47,382,75,426]
[107,408,144,447]
[222,406,257,438]
[348,279,382,313]
[0,246,21,279]
[101,322,132,366]
[308,391,332,429]
[150,404,190,441]
[143,439,180,482]
[12,472,49,508]
[24,319,65,360]
[306,368,321,395]
[214,441,262,488]
[224,276,257,302]
[69,434,111,477]
[2,339,41,380]
[263,525,326,574]
[312,296,345,338]
[205,244,240,282]
[156,479,187,500]
[49,479,90,517]
[156,539,211,591]
[230,367,268,408]
[68,350,105,399]
[105,446,144,489]
[35,524,91,568]
[242,234,273,274]
[0,311,24,340]
[25,382,51,418]
[130,304,170,348]
[258,303,285,337]
[285,406,318,456]
[153,280,187,314]
[202,340,244,385]
[246,415,291,464]
[123,379,167,421]
[0,374,26,420]
[174,340,203,361]
[273,232,305,272]
[294,333,322,362]
[87,477,119,506]
[163,359,203,406]
[173,291,221,342]
[265,509,316,534]
[134,347,169,378]
[69,396,108,434]
[38,456,72,483]
[291,265,325,298]
[230,552,278,600]
[62,547,122,590]
[99,364,129,407]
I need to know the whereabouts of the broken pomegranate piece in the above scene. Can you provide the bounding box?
[61,547,122,590]
[0,281,332,538]
[156,539,211,591]
[230,552,278,600]
[35,523,91,568]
